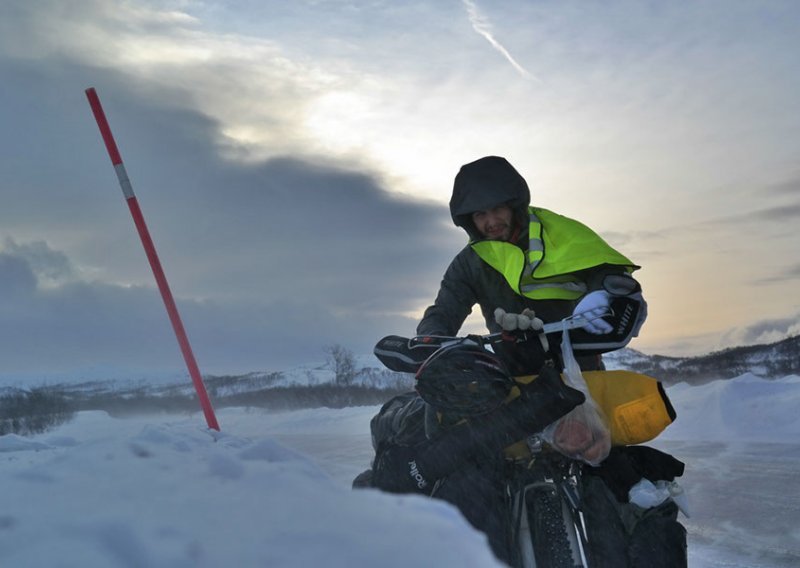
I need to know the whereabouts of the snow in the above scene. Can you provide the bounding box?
[0,407,500,567]
[1,372,799,566]
[660,373,800,443]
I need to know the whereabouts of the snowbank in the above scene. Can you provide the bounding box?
[0,408,501,567]
[661,373,800,443]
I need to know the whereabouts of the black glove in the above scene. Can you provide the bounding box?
[372,366,585,494]
[587,445,686,502]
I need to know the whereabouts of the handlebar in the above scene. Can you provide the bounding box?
[410,308,611,348]
[375,308,618,374]
[374,295,649,374]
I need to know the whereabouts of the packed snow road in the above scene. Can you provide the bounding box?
[654,440,800,568]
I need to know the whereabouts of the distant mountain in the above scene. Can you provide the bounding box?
[604,335,800,385]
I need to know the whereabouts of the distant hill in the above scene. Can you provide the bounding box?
[604,335,800,385]
[3,336,798,422]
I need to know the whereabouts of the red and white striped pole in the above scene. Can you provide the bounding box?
[85,87,220,431]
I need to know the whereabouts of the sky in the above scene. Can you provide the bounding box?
[1,0,799,377]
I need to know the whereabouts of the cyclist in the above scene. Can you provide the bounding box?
[361,157,686,567]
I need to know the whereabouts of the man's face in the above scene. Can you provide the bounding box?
[471,205,514,241]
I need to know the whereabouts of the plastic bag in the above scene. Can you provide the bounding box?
[629,479,691,517]
[543,326,611,465]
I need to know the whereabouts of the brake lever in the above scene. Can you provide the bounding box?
[408,335,482,349]
[541,312,598,334]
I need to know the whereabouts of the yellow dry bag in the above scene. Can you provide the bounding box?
[582,370,676,446]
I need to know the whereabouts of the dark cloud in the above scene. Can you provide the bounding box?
[753,263,800,285]
[752,203,800,222]
[2,238,74,283]
[1,56,462,300]
[767,177,800,197]
[0,57,468,375]
[0,254,37,298]
[0,59,130,234]
[0,247,432,375]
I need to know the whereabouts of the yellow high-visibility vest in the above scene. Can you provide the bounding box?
[471,207,638,300]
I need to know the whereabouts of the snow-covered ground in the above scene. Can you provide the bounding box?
[654,373,800,567]
[1,373,799,566]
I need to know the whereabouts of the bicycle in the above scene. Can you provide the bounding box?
[367,298,677,567]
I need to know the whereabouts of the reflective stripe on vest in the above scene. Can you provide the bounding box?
[471,207,637,301]
[520,211,543,279]
[519,211,584,298]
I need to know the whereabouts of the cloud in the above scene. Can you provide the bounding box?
[666,176,800,235]
[1,238,75,286]
[0,113,466,372]
[767,177,800,197]
[719,313,800,348]
[752,203,800,222]
[0,2,485,376]
[161,154,464,311]
[0,0,367,165]
[753,263,800,285]
[599,229,668,248]
[0,60,466,374]
[0,242,445,375]
[0,30,467,376]
[646,312,800,357]
[0,253,37,299]
[0,53,462,291]
[3,0,798,373]
[461,0,535,80]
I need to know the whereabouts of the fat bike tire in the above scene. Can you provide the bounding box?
[521,484,585,568]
